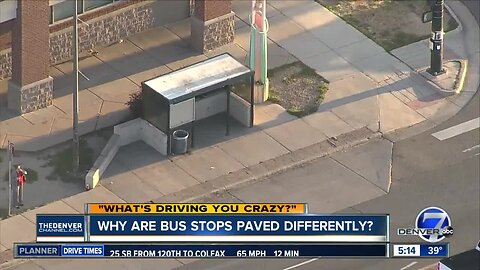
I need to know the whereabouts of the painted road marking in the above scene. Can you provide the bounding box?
[432,117,480,141]
[400,261,418,270]
[282,258,319,270]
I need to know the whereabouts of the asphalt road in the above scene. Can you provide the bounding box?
[462,0,479,23]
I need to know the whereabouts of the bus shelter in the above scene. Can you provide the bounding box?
[141,53,254,155]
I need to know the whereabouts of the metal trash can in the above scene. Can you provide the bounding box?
[172,129,189,154]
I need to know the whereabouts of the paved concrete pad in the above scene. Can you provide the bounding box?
[0,215,35,250]
[53,90,102,121]
[50,67,72,97]
[173,147,245,183]
[416,99,461,124]
[267,14,305,42]
[234,16,249,30]
[95,39,142,62]
[166,53,208,71]
[331,95,379,130]
[350,52,411,83]
[19,107,64,135]
[302,111,354,138]
[102,163,163,203]
[127,65,171,86]
[47,117,95,147]
[89,78,139,104]
[99,50,165,79]
[62,185,125,213]
[405,73,441,99]
[69,57,123,89]
[264,119,328,151]
[310,19,367,49]
[21,201,79,224]
[96,101,130,130]
[378,93,426,133]
[113,142,166,171]
[391,40,430,70]
[267,40,298,69]
[268,0,312,11]
[218,131,289,167]
[331,139,393,192]
[127,26,181,49]
[321,72,379,106]
[335,38,386,62]
[281,1,338,30]
[1,115,44,137]
[254,103,297,128]
[278,32,331,60]
[233,25,250,51]
[164,19,191,40]
[131,160,201,196]
[230,157,386,213]
[301,50,359,82]
[205,44,247,67]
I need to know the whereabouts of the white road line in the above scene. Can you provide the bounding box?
[400,261,418,270]
[282,258,319,270]
[432,117,480,141]
[463,144,480,153]
[475,153,480,156]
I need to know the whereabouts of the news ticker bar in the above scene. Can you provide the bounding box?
[36,214,389,243]
[15,243,388,258]
[14,243,450,258]
[86,203,308,214]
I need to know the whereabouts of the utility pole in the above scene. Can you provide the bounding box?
[428,0,445,76]
[73,0,80,175]
[7,141,14,216]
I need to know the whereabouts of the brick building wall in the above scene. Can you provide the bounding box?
[50,2,154,65]
[11,0,50,86]
[191,0,234,52]
[0,1,155,80]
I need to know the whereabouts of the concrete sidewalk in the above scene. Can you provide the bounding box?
[1,0,479,265]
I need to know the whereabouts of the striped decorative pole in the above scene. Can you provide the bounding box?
[249,0,269,101]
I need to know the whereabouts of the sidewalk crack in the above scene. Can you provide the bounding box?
[20,116,34,125]
[226,189,245,203]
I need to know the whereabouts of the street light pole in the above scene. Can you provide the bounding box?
[73,0,80,175]
[428,0,445,76]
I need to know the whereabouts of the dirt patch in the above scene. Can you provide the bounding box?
[317,0,458,51]
[268,62,329,117]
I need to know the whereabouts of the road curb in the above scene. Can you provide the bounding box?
[455,59,468,94]
[416,60,468,96]
[153,127,381,203]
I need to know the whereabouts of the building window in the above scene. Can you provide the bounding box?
[84,0,114,12]
[50,0,120,24]
[50,1,82,23]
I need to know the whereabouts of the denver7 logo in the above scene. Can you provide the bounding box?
[415,207,452,243]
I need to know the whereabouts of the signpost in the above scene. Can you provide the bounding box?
[426,0,446,76]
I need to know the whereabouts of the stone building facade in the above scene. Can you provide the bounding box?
[0,0,234,114]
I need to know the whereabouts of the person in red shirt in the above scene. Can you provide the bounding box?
[16,165,27,208]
